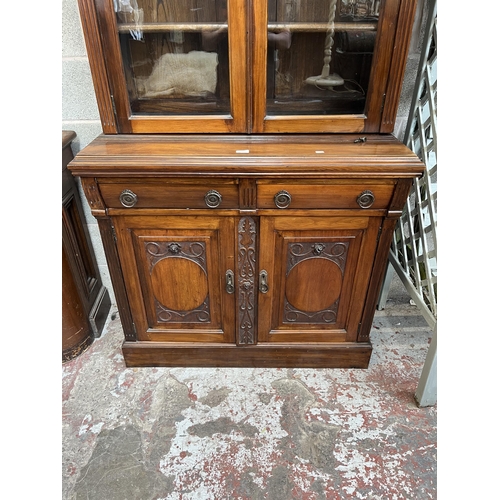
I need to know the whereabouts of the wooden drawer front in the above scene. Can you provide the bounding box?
[99,182,239,209]
[257,182,395,210]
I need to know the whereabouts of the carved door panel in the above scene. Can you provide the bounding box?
[257,216,382,343]
[113,215,236,342]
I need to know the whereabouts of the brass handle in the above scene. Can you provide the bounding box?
[274,190,292,209]
[259,270,269,293]
[205,190,222,208]
[226,270,235,294]
[119,189,138,208]
[357,190,375,209]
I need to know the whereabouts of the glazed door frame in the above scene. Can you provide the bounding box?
[79,0,417,134]
[250,0,418,133]
[81,0,249,133]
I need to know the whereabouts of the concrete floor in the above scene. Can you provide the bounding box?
[62,276,436,499]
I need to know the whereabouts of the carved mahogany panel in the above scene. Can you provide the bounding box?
[258,216,379,344]
[283,241,350,325]
[143,240,211,324]
[133,233,217,331]
[236,217,258,345]
[113,216,236,343]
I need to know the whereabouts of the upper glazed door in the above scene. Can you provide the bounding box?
[79,0,416,134]
[251,0,417,133]
[82,0,248,133]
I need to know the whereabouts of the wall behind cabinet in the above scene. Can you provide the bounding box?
[62,0,110,303]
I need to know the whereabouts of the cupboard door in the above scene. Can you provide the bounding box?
[251,0,416,133]
[258,216,381,343]
[83,0,248,133]
[113,215,236,342]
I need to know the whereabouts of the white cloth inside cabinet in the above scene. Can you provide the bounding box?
[138,51,219,97]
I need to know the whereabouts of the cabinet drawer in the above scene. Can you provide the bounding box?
[99,181,239,209]
[257,182,395,210]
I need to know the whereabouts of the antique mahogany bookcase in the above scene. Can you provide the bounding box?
[70,0,424,368]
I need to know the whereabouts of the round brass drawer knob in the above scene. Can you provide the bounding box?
[205,189,222,208]
[274,190,292,209]
[119,189,138,208]
[357,190,375,209]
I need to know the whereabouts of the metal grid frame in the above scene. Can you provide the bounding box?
[380,0,437,331]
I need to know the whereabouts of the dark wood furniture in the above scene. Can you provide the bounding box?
[70,134,423,367]
[62,131,111,362]
[70,0,424,367]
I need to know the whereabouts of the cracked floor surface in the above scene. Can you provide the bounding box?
[62,276,436,499]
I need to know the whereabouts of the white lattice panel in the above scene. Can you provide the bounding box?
[384,0,437,329]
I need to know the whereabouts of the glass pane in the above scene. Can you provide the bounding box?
[266,0,379,116]
[115,0,230,115]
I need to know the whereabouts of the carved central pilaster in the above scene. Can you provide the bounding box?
[237,217,257,344]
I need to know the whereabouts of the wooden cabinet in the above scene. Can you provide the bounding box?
[69,134,424,367]
[62,131,111,362]
[77,0,417,134]
[71,0,424,367]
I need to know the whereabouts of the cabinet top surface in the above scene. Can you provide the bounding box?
[69,134,424,178]
[62,130,76,150]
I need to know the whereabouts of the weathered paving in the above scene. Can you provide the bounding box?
[63,282,436,499]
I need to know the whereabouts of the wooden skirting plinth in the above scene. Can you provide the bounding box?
[122,342,372,369]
